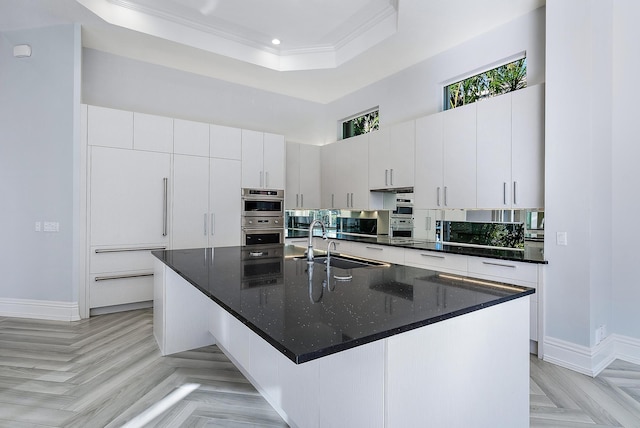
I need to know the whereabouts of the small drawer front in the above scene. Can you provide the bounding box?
[90,246,165,274]
[90,271,154,308]
[350,244,404,265]
[404,249,467,274]
[467,257,537,286]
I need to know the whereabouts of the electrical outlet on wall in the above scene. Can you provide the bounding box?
[595,325,608,345]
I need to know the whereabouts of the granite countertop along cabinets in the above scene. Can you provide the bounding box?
[287,229,547,264]
[153,244,534,364]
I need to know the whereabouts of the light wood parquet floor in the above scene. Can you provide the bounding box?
[0,308,639,427]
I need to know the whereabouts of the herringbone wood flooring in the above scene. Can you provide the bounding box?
[0,309,639,427]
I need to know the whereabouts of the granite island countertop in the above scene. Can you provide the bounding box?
[153,244,535,363]
[286,228,547,264]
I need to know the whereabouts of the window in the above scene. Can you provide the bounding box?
[444,57,527,110]
[342,109,379,139]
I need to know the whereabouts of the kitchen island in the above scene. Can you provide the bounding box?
[153,244,534,428]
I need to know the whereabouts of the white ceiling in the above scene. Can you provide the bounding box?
[0,0,545,103]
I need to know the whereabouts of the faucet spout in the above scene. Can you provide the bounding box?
[326,240,338,265]
[307,220,327,262]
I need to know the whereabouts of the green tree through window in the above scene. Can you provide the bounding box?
[445,58,527,110]
[342,110,379,139]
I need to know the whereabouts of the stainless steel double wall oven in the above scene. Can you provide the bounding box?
[241,188,285,245]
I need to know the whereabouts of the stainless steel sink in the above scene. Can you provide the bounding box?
[304,255,385,269]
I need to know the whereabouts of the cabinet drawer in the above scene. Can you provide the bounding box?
[90,271,154,308]
[404,249,467,273]
[349,243,404,265]
[90,246,166,274]
[467,257,537,286]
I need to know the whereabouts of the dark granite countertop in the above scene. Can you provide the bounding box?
[286,229,546,264]
[153,244,535,364]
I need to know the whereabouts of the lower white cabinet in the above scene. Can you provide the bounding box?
[404,248,468,274]
[348,242,404,265]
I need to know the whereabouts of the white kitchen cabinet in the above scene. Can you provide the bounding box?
[369,121,415,190]
[88,145,171,309]
[133,112,173,153]
[333,134,370,209]
[348,242,405,265]
[174,119,209,157]
[512,84,545,208]
[87,105,133,149]
[241,130,285,189]
[404,249,468,274]
[172,155,241,249]
[476,93,512,208]
[414,113,444,209]
[286,142,321,209]
[210,124,241,160]
[210,158,241,247]
[321,143,338,208]
[442,102,477,208]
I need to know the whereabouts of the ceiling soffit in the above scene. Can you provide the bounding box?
[75,0,399,71]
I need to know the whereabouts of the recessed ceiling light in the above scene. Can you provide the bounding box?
[271,39,281,45]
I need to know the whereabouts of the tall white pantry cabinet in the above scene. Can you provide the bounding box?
[82,105,284,315]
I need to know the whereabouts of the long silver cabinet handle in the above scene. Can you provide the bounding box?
[444,186,448,206]
[163,177,168,236]
[513,181,518,205]
[95,272,154,282]
[331,193,334,208]
[503,182,507,205]
[365,246,384,251]
[437,187,441,206]
[211,213,215,235]
[301,194,304,207]
[482,261,516,268]
[421,253,445,259]
[385,169,388,186]
[296,194,299,207]
[390,169,394,185]
[95,246,167,253]
[265,171,270,188]
[204,213,208,236]
[351,193,354,207]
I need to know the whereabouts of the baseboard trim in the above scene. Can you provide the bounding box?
[543,333,640,377]
[0,298,80,321]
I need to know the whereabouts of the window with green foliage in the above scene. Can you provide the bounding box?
[444,58,527,110]
[342,109,379,139]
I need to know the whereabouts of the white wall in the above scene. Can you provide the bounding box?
[544,0,615,351]
[82,49,327,145]
[324,7,546,142]
[612,0,640,340]
[0,24,81,302]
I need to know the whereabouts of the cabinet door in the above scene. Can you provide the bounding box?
[336,134,369,209]
[415,114,443,209]
[476,94,512,208]
[174,119,209,157]
[442,103,477,208]
[210,158,242,247]
[368,128,390,190]
[263,133,285,189]
[512,84,545,208]
[241,129,264,188]
[172,154,210,250]
[389,121,415,189]
[133,112,173,153]
[299,144,321,209]
[321,143,337,209]
[211,124,241,160]
[286,142,301,209]
[87,105,133,149]
[89,146,171,246]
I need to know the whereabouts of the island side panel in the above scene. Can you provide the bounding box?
[159,263,216,355]
[385,297,530,428]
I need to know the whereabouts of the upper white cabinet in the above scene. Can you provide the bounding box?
[442,102,477,209]
[174,119,209,157]
[87,106,133,149]
[476,94,512,208]
[333,133,370,209]
[211,124,242,160]
[321,143,338,209]
[415,113,444,209]
[241,130,285,189]
[133,112,173,153]
[286,142,321,209]
[369,121,415,190]
[511,84,545,209]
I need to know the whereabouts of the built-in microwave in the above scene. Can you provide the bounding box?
[242,188,284,217]
[242,228,285,246]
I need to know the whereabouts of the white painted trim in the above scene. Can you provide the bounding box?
[0,298,81,322]
[543,333,640,377]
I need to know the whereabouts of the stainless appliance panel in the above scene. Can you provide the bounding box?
[242,228,284,246]
[243,216,284,229]
[242,188,284,217]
